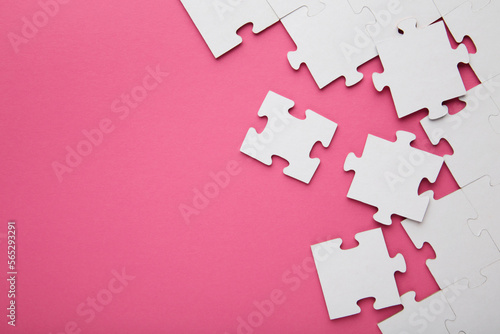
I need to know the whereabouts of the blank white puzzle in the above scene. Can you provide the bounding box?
[266,0,325,18]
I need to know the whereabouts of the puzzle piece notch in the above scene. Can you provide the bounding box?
[240,91,337,183]
[402,189,500,289]
[373,19,469,119]
[378,291,454,334]
[444,0,500,82]
[281,0,377,89]
[421,82,500,187]
[180,0,278,58]
[311,228,405,319]
[344,131,443,225]
[266,0,325,18]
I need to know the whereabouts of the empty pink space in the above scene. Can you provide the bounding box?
[0,1,479,334]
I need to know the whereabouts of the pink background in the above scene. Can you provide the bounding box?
[0,1,479,333]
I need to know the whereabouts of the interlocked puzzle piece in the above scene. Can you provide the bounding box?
[421,82,500,187]
[266,0,325,18]
[180,0,278,58]
[463,176,500,250]
[402,189,500,289]
[240,91,337,184]
[378,291,454,334]
[281,0,378,89]
[311,228,406,319]
[373,19,469,119]
[348,0,440,43]
[344,131,443,225]
[444,260,500,334]
[444,0,500,82]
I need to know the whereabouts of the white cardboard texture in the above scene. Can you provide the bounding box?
[344,131,443,225]
[180,0,278,58]
[348,0,441,43]
[444,260,500,334]
[421,83,500,187]
[240,91,337,184]
[266,0,325,18]
[378,291,454,334]
[281,0,378,89]
[432,0,488,15]
[402,189,500,289]
[373,19,469,119]
[444,0,500,82]
[463,176,500,250]
[311,228,406,320]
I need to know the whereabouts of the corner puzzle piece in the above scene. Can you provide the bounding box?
[444,260,500,334]
[344,131,443,225]
[463,176,500,250]
[402,189,500,289]
[281,0,378,89]
[240,91,337,184]
[266,0,325,18]
[421,82,500,187]
[311,228,406,319]
[180,0,278,58]
[432,0,488,15]
[378,291,454,334]
[444,0,500,82]
[373,19,469,119]
[348,0,440,43]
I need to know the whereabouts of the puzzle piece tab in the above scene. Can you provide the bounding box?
[402,189,500,289]
[180,0,278,58]
[281,0,378,89]
[344,131,443,225]
[266,0,325,18]
[373,19,468,119]
[421,82,500,187]
[240,91,337,183]
[311,228,406,319]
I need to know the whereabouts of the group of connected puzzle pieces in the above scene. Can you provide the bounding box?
[181,0,500,332]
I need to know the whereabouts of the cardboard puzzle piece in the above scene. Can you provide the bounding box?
[432,0,488,15]
[463,176,500,250]
[444,0,500,82]
[311,228,406,319]
[266,0,325,18]
[348,0,441,43]
[344,131,443,225]
[281,0,378,89]
[180,0,278,58]
[489,76,500,132]
[373,19,469,119]
[240,91,337,184]
[421,83,500,187]
[378,291,454,334]
[402,189,500,289]
[444,260,500,334]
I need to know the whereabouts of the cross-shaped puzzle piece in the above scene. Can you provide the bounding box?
[180,0,278,58]
[311,228,406,319]
[344,131,443,225]
[240,91,337,184]
[373,19,469,119]
[402,189,500,289]
[281,0,378,89]
[266,0,325,18]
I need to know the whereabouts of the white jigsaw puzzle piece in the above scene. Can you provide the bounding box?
[373,19,469,119]
[402,189,500,289]
[180,0,278,58]
[421,82,500,187]
[266,0,325,18]
[444,260,500,334]
[463,176,500,250]
[344,131,443,225]
[444,0,500,82]
[348,0,441,43]
[240,91,337,184]
[281,0,378,89]
[311,228,406,320]
[378,291,454,334]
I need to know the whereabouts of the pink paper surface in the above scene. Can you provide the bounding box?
[0,1,480,333]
